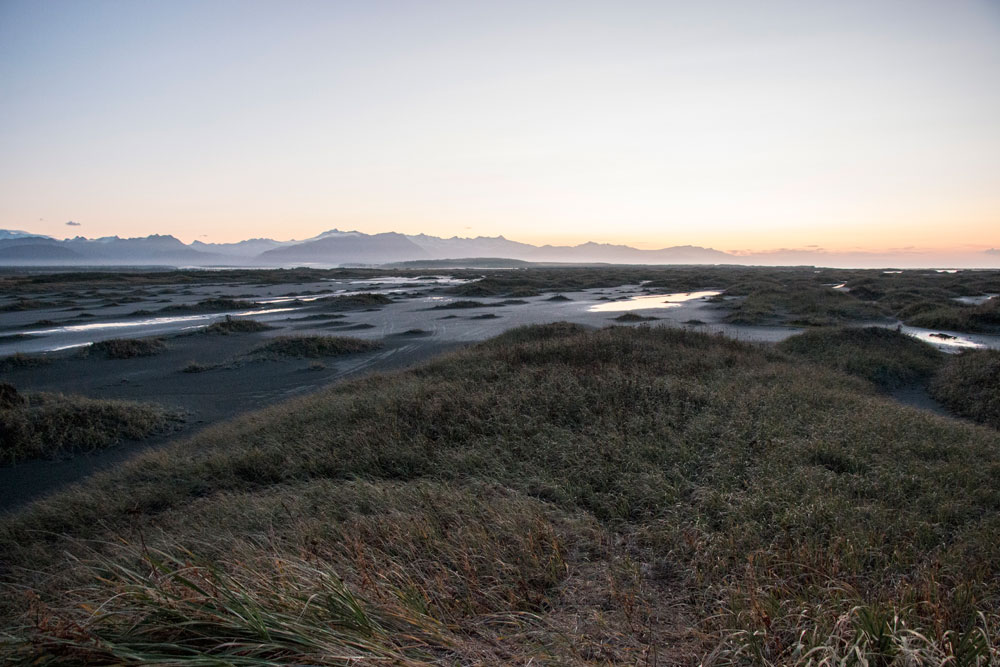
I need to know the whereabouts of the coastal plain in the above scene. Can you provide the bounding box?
[2,265,1000,664]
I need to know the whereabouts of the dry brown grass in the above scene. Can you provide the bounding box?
[0,390,179,464]
[2,324,999,664]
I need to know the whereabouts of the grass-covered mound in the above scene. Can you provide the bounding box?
[429,299,489,309]
[202,315,273,334]
[0,353,50,372]
[158,298,256,313]
[90,336,166,359]
[249,335,381,358]
[317,292,393,311]
[723,281,890,326]
[2,325,999,663]
[612,312,657,322]
[930,349,1000,429]
[905,296,1000,333]
[0,388,177,464]
[777,326,943,389]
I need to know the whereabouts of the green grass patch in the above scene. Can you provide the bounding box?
[249,335,382,359]
[429,299,489,309]
[612,312,657,322]
[930,349,1000,429]
[315,293,393,311]
[0,389,178,464]
[0,299,61,312]
[0,353,51,372]
[723,281,890,326]
[181,361,219,373]
[202,315,273,335]
[905,297,1000,333]
[158,297,256,313]
[777,326,943,389]
[89,336,166,359]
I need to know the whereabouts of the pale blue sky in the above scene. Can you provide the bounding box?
[1,0,998,252]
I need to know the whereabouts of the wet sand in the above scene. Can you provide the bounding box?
[2,275,998,510]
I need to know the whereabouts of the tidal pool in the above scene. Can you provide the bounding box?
[588,290,721,313]
[905,329,985,350]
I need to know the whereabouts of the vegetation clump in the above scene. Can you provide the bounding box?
[0,353,50,372]
[905,296,1000,333]
[429,299,489,309]
[90,336,166,359]
[723,281,890,326]
[0,390,176,464]
[181,361,218,373]
[202,315,273,335]
[159,297,256,313]
[317,293,393,311]
[930,349,1000,428]
[0,299,60,312]
[777,326,943,389]
[249,335,381,358]
[612,312,657,322]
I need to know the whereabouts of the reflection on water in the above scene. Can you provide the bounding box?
[907,330,984,350]
[349,276,470,285]
[954,294,997,306]
[588,291,721,312]
[21,308,297,336]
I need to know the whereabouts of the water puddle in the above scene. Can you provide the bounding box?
[953,294,997,306]
[907,330,984,350]
[588,290,721,313]
[20,307,297,336]
[257,292,346,305]
[349,276,470,285]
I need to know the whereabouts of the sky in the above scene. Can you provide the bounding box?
[1,0,999,256]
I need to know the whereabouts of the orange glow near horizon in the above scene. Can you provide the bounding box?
[1,1,998,259]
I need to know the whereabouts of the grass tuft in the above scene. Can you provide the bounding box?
[429,300,489,310]
[930,349,1000,428]
[0,353,51,372]
[90,337,166,359]
[0,391,178,464]
[777,326,943,389]
[611,312,657,322]
[249,335,382,359]
[202,315,273,335]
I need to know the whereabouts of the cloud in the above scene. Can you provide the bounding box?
[65,220,81,226]
[986,248,1000,255]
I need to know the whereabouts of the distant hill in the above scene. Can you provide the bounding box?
[1,228,998,269]
[259,231,428,265]
[190,238,289,256]
[387,257,535,269]
[0,238,83,261]
[405,234,537,259]
[0,230,49,241]
[0,234,221,265]
[525,242,731,264]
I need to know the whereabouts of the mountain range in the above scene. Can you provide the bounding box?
[0,228,996,269]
